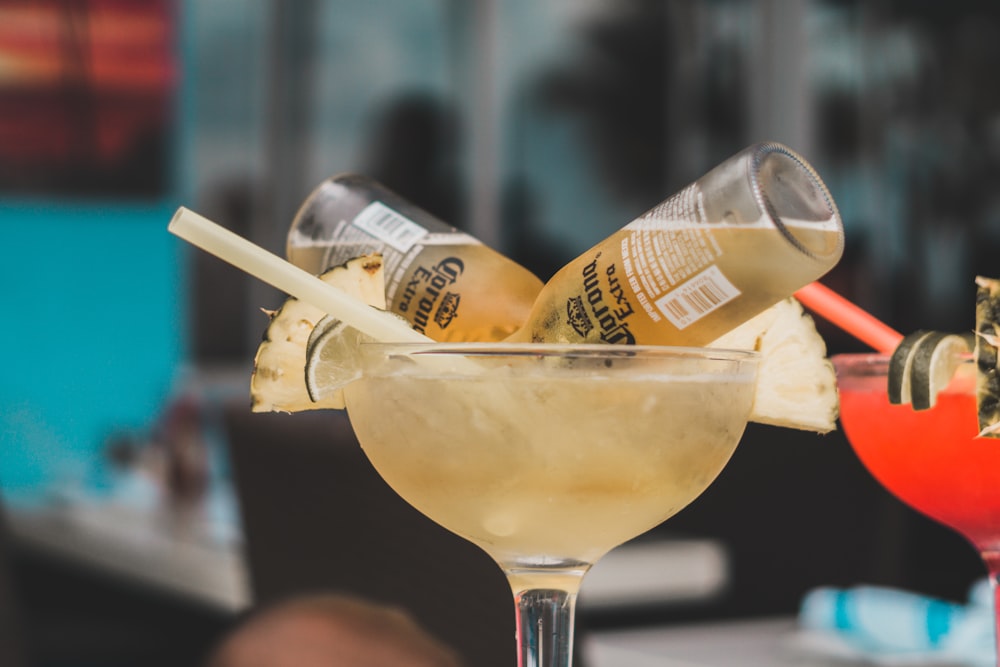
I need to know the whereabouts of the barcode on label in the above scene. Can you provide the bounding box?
[654,265,741,330]
[352,201,429,252]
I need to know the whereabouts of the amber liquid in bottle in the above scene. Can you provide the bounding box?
[287,174,545,342]
[506,143,844,345]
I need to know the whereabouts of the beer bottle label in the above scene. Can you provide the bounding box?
[518,182,842,346]
[291,202,540,341]
[352,201,431,252]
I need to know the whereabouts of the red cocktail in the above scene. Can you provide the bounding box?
[834,353,1000,659]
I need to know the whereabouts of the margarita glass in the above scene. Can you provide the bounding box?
[342,342,758,667]
[834,353,1000,661]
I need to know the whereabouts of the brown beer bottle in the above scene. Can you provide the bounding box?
[505,143,844,345]
[286,174,545,342]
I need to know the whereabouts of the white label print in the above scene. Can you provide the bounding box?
[352,201,429,253]
[654,265,741,329]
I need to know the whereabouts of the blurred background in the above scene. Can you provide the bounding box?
[2,0,1000,665]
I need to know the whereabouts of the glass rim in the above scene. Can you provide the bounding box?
[358,341,759,362]
[832,351,976,397]
[830,352,890,373]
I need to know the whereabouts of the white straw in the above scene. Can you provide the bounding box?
[169,207,430,343]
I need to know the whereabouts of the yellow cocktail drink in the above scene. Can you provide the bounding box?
[342,343,758,666]
[346,347,753,571]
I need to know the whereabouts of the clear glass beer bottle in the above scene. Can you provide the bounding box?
[505,142,844,345]
[286,174,545,342]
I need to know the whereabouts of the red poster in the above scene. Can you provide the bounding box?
[0,0,178,199]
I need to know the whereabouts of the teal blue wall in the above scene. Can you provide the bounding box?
[0,201,185,496]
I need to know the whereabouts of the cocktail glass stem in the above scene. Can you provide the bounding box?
[979,549,1000,664]
[513,588,577,667]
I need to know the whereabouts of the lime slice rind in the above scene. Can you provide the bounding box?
[908,331,973,411]
[306,314,344,360]
[887,329,932,405]
[304,316,373,404]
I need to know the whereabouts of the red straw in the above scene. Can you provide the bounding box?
[794,282,903,353]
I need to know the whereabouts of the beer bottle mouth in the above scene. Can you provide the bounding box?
[751,142,844,262]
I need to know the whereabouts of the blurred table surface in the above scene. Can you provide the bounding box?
[4,487,729,616]
[6,491,250,613]
[586,617,964,667]
[7,490,966,667]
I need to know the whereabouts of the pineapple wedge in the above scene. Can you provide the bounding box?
[250,253,385,412]
[710,298,839,433]
[975,276,1000,437]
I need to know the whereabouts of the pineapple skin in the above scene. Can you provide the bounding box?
[975,276,1000,437]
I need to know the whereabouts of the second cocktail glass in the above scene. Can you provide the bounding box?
[342,343,759,667]
[834,353,1000,664]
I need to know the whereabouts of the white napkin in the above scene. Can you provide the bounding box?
[798,580,994,666]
